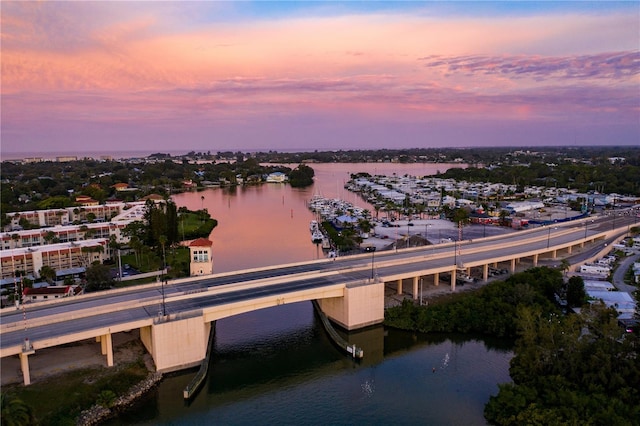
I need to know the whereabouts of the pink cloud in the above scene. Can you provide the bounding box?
[1,3,638,152]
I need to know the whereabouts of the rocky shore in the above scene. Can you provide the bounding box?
[76,371,163,426]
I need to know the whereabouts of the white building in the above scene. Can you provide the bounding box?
[189,238,213,276]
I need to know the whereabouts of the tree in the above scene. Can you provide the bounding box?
[559,259,571,276]
[159,234,167,272]
[128,236,142,266]
[42,230,57,245]
[79,245,104,267]
[288,164,314,187]
[84,263,114,292]
[39,265,56,284]
[358,218,373,235]
[498,209,510,226]
[1,393,35,426]
[122,220,147,242]
[566,275,587,308]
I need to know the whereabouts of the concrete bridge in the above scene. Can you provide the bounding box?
[1,213,635,385]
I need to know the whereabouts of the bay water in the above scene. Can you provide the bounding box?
[113,163,512,425]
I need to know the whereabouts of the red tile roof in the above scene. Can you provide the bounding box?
[189,238,213,247]
[23,286,71,295]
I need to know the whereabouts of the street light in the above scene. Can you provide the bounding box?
[454,238,461,268]
[424,223,432,245]
[584,219,594,239]
[368,246,377,280]
[547,226,557,249]
[160,239,167,317]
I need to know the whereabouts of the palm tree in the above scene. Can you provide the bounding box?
[1,393,35,426]
[358,219,373,236]
[159,235,167,272]
[129,236,142,266]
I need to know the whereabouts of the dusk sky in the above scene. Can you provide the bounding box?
[1,1,639,155]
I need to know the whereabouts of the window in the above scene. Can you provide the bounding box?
[193,250,209,262]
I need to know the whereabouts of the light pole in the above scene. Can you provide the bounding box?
[547,226,557,249]
[369,246,376,280]
[424,223,431,245]
[160,238,167,317]
[584,219,594,239]
[454,238,458,267]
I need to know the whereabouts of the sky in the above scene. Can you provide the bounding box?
[1,1,639,155]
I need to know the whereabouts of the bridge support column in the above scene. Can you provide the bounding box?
[18,345,35,386]
[482,264,489,282]
[141,317,210,373]
[567,246,572,254]
[397,279,403,295]
[532,254,538,267]
[510,258,516,273]
[434,272,439,287]
[451,269,457,292]
[551,249,557,259]
[100,333,114,367]
[318,281,384,330]
[412,276,419,300]
[19,353,31,386]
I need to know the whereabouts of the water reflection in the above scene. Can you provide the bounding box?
[112,163,510,425]
[112,302,512,426]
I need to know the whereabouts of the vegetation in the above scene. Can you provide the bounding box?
[177,207,217,241]
[84,263,114,292]
[321,220,361,253]
[435,151,640,197]
[385,267,564,338]
[287,164,315,187]
[1,154,301,214]
[485,303,639,425]
[384,267,640,425]
[1,358,148,426]
[3,147,638,217]
[1,393,35,426]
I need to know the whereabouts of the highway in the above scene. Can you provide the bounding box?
[1,210,637,354]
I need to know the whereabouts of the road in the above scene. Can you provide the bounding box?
[1,211,637,354]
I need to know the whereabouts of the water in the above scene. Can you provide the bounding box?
[113,303,513,426]
[171,162,467,273]
[113,163,512,425]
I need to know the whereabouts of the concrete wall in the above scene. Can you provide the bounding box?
[146,317,210,373]
[318,281,385,330]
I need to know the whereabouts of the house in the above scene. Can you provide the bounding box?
[189,238,213,276]
[23,285,75,302]
[266,172,287,183]
[75,195,99,207]
[333,215,359,230]
[112,183,129,191]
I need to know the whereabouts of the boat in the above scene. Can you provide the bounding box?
[321,237,331,249]
[312,229,324,243]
